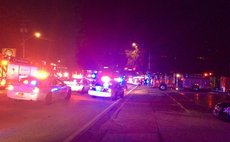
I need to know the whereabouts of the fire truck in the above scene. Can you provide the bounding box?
[152,73,175,90]
[0,57,38,89]
[220,76,230,93]
[181,73,212,91]
[152,73,212,91]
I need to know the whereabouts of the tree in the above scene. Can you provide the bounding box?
[125,43,142,69]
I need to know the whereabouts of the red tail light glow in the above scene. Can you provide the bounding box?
[32,87,40,93]
[23,80,29,85]
[7,85,14,91]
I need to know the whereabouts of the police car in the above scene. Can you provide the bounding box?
[7,76,72,104]
[88,71,125,100]
[63,77,90,93]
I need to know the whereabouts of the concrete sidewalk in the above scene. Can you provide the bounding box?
[95,86,162,142]
[100,99,161,142]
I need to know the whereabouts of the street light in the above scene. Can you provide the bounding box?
[22,32,41,58]
[34,32,41,38]
[132,42,137,47]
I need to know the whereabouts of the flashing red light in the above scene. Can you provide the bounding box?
[72,74,83,79]
[32,87,40,93]
[23,80,29,84]
[176,73,181,78]
[204,73,208,77]
[7,85,14,91]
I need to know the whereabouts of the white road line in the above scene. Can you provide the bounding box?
[163,92,190,113]
[63,85,138,142]
[111,85,138,119]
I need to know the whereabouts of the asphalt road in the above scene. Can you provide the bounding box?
[71,86,230,142]
[0,90,113,142]
[0,85,230,142]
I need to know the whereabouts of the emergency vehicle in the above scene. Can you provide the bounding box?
[88,70,125,100]
[181,73,212,91]
[220,76,230,93]
[0,57,39,88]
[152,73,175,90]
[152,73,212,91]
[63,73,91,93]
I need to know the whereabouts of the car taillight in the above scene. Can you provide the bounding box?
[7,85,14,91]
[23,80,29,85]
[32,87,40,93]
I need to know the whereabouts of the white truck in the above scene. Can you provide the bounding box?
[0,59,38,88]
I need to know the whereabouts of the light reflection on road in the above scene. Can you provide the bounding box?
[207,94,213,109]
[180,91,230,109]
[194,93,200,104]
[192,93,216,109]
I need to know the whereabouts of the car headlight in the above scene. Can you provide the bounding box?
[7,85,14,91]
[32,87,40,94]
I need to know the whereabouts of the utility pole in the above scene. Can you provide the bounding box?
[20,19,28,58]
[148,47,151,71]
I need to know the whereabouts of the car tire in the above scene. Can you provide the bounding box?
[65,90,71,101]
[45,92,52,105]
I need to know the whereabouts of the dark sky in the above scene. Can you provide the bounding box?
[0,0,229,75]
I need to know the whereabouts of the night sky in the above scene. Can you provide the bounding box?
[0,0,229,75]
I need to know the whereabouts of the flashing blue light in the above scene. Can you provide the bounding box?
[103,82,110,88]
[30,80,38,86]
[51,87,59,92]
[91,73,96,79]
[95,86,102,91]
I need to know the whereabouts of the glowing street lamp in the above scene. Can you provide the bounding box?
[34,32,41,38]
[132,42,137,47]
[22,32,41,58]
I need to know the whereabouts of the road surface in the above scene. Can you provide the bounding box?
[0,85,230,142]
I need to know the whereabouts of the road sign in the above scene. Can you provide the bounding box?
[2,48,16,57]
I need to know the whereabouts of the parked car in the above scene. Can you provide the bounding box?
[6,76,72,104]
[213,102,230,121]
